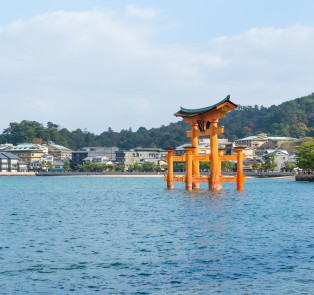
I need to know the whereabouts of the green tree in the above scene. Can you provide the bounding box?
[142,162,156,171]
[39,160,47,171]
[47,161,53,171]
[128,163,142,171]
[252,162,260,170]
[296,142,314,169]
[63,160,71,171]
[106,164,115,172]
[115,165,125,172]
[283,163,297,171]
[262,154,277,171]
[221,161,235,171]
[200,161,210,171]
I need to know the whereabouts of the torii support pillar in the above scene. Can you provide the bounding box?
[166,148,175,189]
[185,146,195,191]
[209,119,221,190]
[235,147,245,190]
[191,122,200,189]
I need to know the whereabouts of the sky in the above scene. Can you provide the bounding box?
[1,0,314,134]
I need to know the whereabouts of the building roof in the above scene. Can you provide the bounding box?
[266,136,297,141]
[99,160,114,165]
[48,142,72,151]
[5,144,45,151]
[236,134,268,141]
[83,156,94,161]
[0,152,20,159]
[133,148,165,152]
[236,134,297,142]
[41,154,54,158]
[175,143,191,150]
[174,95,237,118]
[263,150,290,157]
[0,153,7,159]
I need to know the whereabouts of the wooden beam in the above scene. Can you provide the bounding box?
[164,155,186,162]
[186,129,211,137]
[220,176,237,183]
[219,154,247,161]
[194,155,209,161]
[213,126,224,135]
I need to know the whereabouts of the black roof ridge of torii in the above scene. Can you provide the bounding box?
[174,95,238,118]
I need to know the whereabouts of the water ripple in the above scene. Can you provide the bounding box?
[0,177,313,294]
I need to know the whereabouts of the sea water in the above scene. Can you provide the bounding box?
[0,177,313,294]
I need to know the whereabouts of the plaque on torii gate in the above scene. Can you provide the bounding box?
[164,95,246,190]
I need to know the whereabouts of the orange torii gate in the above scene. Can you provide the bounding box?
[164,95,246,191]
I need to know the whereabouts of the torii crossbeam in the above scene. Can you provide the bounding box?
[164,95,246,190]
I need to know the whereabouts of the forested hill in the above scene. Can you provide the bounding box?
[0,93,313,150]
[220,93,314,141]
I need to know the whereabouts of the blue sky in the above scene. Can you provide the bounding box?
[1,0,314,133]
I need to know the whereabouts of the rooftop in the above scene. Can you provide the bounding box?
[0,152,20,159]
[5,144,46,151]
[174,95,237,118]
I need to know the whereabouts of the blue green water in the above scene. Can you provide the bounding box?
[0,177,313,294]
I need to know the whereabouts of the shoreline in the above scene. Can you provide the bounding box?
[0,172,295,179]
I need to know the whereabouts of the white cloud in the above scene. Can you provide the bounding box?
[0,8,314,133]
[126,5,158,19]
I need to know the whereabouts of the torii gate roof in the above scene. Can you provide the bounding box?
[174,95,237,118]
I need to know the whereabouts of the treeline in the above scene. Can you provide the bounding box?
[0,93,313,150]
[220,93,314,140]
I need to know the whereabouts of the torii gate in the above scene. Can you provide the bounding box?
[164,95,246,190]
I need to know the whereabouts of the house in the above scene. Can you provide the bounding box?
[0,143,13,151]
[82,155,112,164]
[4,144,47,164]
[139,158,167,170]
[52,159,65,171]
[262,150,291,172]
[71,150,89,167]
[18,161,28,172]
[71,146,119,168]
[235,134,297,149]
[242,158,263,172]
[0,152,19,172]
[29,154,54,171]
[47,142,72,159]
[239,146,255,159]
[175,139,232,157]
[115,148,166,167]
[29,157,65,171]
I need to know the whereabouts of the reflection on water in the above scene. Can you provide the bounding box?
[0,177,313,294]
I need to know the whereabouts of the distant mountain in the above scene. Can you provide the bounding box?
[1,93,313,150]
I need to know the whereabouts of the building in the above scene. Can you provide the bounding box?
[239,147,256,159]
[235,134,297,149]
[52,159,65,171]
[18,161,28,172]
[262,150,292,172]
[115,148,166,167]
[0,152,19,172]
[71,150,88,167]
[47,142,72,159]
[242,158,263,172]
[29,154,54,171]
[4,144,47,164]
[80,147,119,160]
[174,139,232,157]
[0,143,13,151]
[71,147,119,168]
